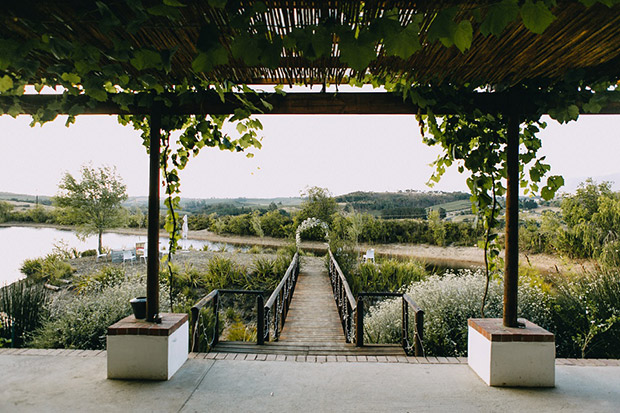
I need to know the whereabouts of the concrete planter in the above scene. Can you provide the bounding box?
[107,313,188,380]
[468,318,555,387]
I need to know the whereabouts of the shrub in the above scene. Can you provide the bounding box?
[248,245,263,254]
[352,259,427,294]
[75,266,126,293]
[363,269,553,357]
[81,249,97,257]
[225,321,257,342]
[31,275,172,350]
[552,270,620,358]
[20,254,75,285]
[0,281,49,347]
[205,256,247,289]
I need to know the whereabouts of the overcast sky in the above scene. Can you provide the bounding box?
[1,108,619,199]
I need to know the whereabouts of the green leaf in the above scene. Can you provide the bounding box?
[61,72,81,84]
[85,87,108,102]
[130,49,162,71]
[236,123,247,133]
[197,24,221,53]
[147,5,182,19]
[231,36,261,66]
[568,104,580,119]
[582,100,602,113]
[163,0,186,6]
[8,103,21,118]
[480,0,520,37]
[0,75,14,93]
[383,23,421,59]
[453,20,473,52]
[258,38,283,69]
[427,8,458,47]
[520,0,556,34]
[338,31,376,72]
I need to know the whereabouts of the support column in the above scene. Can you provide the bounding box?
[503,114,520,327]
[147,106,162,323]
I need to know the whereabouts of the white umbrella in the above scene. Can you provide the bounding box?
[181,215,189,249]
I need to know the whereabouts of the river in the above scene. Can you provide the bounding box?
[0,226,243,285]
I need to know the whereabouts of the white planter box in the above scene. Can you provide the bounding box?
[468,318,555,387]
[107,313,188,380]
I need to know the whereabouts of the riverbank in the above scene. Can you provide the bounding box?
[2,222,590,274]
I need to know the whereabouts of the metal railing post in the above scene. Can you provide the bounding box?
[190,305,199,352]
[414,309,424,357]
[257,295,264,345]
[402,298,408,350]
[356,296,364,347]
[213,292,219,346]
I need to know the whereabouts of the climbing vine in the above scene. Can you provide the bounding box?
[1,0,620,290]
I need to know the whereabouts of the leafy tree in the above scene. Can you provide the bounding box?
[296,186,338,225]
[0,201,13,222]
[55,165,128,254]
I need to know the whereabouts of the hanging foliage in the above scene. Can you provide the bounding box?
[1,0,620,262]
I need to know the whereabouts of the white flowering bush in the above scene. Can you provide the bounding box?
[31,275,173,350]
[364,269,554,357]
[296,217,329,248]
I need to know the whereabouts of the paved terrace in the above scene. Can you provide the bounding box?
[1,349,619,412]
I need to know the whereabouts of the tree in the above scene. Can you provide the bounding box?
[55,165,128,254]
[296,186,338,225]
[0,201,13,222]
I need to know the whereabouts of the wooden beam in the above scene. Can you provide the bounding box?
[3,91,619,116]
[146,104,161,323]
[503,114,520,328]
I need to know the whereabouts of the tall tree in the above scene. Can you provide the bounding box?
[297,186,338,225]
[55,165,128,254]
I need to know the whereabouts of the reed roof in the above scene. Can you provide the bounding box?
[3,1,620,87]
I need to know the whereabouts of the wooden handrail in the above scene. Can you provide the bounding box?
[328,249,356,312]
[265,253,298,310]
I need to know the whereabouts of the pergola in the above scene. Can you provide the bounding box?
[2,1,620,330]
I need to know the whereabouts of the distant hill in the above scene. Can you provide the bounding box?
[335,190,470,219]
[0,192,53,205]
[122,196,303,213]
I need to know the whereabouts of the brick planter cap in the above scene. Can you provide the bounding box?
[108,313,188,337]
[468,318,555,343]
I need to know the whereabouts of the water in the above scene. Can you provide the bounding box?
[0,226,244,285]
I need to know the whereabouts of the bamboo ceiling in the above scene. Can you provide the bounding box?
[3,1,620,87]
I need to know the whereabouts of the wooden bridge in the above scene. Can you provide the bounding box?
[213,257,407,357]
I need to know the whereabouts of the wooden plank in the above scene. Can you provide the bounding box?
[212,256,406,357]
[4,91,619,116]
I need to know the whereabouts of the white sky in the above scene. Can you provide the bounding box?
[1,109,619,198]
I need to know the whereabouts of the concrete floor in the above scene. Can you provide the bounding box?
[1,352,619,412]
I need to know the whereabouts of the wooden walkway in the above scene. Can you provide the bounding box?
[214,256,406,356]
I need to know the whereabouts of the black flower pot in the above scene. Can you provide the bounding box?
[130,296,147,319]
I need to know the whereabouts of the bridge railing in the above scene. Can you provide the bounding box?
[328,250,425,356]
[356,292,424,356]
[264,252,300,342]
[190,289,265,353]
[328,249,357,343]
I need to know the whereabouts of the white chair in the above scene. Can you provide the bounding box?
[363,249,375,263]
[123,249,136,264]
[96,251,108,262]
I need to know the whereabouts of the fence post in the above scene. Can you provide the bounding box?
[190,306,199,352]
[213,292,219,347]
[356,296,364,347]
[414,309,424,357]
[401,298,408,350]
[257,295,264,345]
